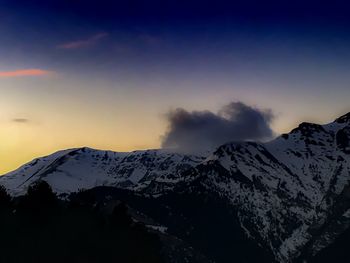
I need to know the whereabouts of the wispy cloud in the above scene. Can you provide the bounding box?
[12,118,30,123]
[0,69,52,78]
[57,32,109,49]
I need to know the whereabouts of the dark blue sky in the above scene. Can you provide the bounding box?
[4,0,350,24]
[3,0,350,80]
[2,0,350,119]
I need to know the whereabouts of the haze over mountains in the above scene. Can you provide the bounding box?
[2,112,350,262]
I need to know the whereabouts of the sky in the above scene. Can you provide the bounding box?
[2,0,350,173]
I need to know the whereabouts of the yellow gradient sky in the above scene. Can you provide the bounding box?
[1,70,349,174]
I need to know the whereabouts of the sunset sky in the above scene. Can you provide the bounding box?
[2,0,350,173]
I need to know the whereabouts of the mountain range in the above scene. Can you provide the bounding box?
[2,112,350,262]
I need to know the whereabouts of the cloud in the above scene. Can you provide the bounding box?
[161,101,275,153]
[12,118,30,123]
[0,69,51,78]
[57,32,109,49]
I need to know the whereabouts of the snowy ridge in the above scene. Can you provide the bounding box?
[0,147,204,196]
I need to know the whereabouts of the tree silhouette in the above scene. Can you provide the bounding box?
[18,180,58,214]
[0,185,11,208]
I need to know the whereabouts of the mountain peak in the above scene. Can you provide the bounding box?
[335,112,350,124]
[290,122,325,136]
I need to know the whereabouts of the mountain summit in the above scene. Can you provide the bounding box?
[335,112,350,124]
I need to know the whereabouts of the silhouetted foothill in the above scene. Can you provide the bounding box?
[70,188,97,207]
[111,202,133,226]
[0,182,164,263]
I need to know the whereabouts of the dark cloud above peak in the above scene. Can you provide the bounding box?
[161,102,275,153]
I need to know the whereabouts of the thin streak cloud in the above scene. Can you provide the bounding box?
[57,32,109,49]
[12,118,30,123]
[0,69,52,78]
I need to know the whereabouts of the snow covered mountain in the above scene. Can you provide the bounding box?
[0,148,204,196]
[192,112,350,261]
[2,112,350,262]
